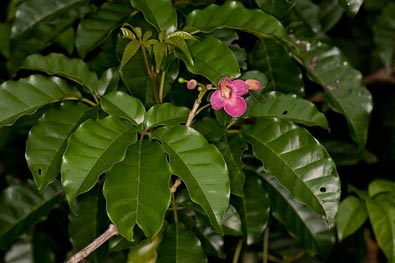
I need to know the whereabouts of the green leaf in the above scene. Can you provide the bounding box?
[372,3,395,69]
[192,117,225,142]
[175,35,240,83]
[101,91,146,126]
[53,27,75,55]
[0,181,62,249]
[233,170,270,245]
[293,0,323,35]
[21,53,99,94]
[366,193,395,263]
[151,126,230,233]
[127,234,162,263]
[249,39,304,96]
[10,0,88,39]
[246,91,328,129]
[319,0,344,32]
[4,239,32,263]
[103,140,171,240]
[61,116,137,208]
[339,0,364,17]
[0,75,81,127]
[261,173,336,257]
[241,117,340,224]
[255,0,296,18]
[120,40,141,70]
[26,102,95,192]
[336,196,368,241]
[184,1,288,40]
[0,23,10,58]
[69,187,107,262]
[215,134,247,196]
[157,223,207,263]
[146,103,189,129]
[296,39,372,149]
[368,179,395,198]
[166,35,194,66]
[130,0,177,35]
[76,0,133,58]
[97,67,121,96]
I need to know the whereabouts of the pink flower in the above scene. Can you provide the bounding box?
[210,77,248,118]
[245,79,262,92]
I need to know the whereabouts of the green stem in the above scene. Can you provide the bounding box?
[140,44,160,103]
[232,238,243,263]
[65,97,97,107]
[263,227,269,263]
[170,178,182,223]
[159,71,166,103]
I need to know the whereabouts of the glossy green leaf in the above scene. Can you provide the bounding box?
[319,0,344,32]
[241,117,340,223]
[184,1,288,40]
[255,0,296,18]
[76,0,133,58]
[296,39,372,149]
[246,91,328,129]
[69,187,107,262]
[192,117,225,142]
[127,234,162,263]
[4,239,32,263]
[120,40,140,70]
[215,134,247,196]
[372,3,395,69]
[233,170,270,245]
[130,0,177,35]
[366,193,395,263]
[96,67,121,96]
[249,39,304,96]
[339,0,364,17]
[368,179,395,198]
[157,223,207,263]
[53,27,75,55]
[175,35,240,83]
[0,75,81,127]
[336,196,368,241]
[10,0,88,39]
[26,102,94,191]
[0,181,62,249]
[146,103,189,129]
[293,0,323,35]
[151,126,230,233]
[103,140,171,240]
[61,116,137,208]
[7,4,90,74]
[21,53,99,94]
[166,35,194,66]
[262,173,336,257]
[101,91,146,126]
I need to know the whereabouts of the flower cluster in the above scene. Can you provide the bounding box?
[210,77,262,118]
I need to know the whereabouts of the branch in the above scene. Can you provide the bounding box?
[364,66,395,85]
[64,224,119,263]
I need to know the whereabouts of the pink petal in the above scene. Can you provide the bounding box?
[210,90,225,110]
[230,79,248,96]
[223,95,247,118]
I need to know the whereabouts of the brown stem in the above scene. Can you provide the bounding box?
[64,224,119,263]
[364,66,395,85]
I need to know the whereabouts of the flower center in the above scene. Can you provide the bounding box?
[220,83,232,99]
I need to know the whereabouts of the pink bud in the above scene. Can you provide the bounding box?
[187,79,197,90]
[245,79,262,92]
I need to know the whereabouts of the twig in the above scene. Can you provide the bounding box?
[364,66,395,85]
[263,227,269,263]
[64,224,119,263]
[232,238,244,263]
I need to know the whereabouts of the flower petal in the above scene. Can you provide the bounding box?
[230,80,248,96]
[210,90,225,110]
[223,95,247,118]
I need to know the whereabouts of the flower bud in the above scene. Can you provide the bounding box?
[187,79,197,90]
[245,79,262,92]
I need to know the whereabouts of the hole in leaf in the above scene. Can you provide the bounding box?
[38,168,42,176]
[319,187,326,193]
[282,110,288,115]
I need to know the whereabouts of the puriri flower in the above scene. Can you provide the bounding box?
[210,77,249,118]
